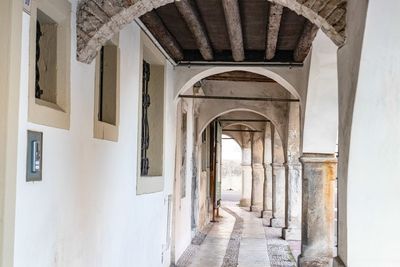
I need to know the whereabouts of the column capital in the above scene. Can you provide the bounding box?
[271,162,285,168]
[300,153,337,164]
[284,162,302,169]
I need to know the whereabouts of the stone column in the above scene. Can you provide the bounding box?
[270,163,286,227]
[270,126,286,228]
[282,102,302,240]
[282,162,302,240]
[299,153,337,267]
[262,122,273,220]
[250,132,264,211]
[240,133,252,207]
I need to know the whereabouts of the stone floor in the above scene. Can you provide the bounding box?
[177,202,299,267]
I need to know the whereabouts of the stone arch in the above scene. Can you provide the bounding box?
[198,108,286,154]
[223,122,256,131]
[174,66,301,101]
[76,0,346,64]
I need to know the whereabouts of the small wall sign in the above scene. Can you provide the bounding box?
[23,0,32,14]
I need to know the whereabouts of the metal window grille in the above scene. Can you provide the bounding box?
[141,61,151,176]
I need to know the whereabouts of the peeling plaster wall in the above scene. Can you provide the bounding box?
[13,5,176,267]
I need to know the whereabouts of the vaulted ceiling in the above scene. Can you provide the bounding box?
[140,0,319,64]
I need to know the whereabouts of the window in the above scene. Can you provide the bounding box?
[28,0,71,129]
[201,129,208,172]
[35,10,57,104]
[140,59,164,176]
[180,112,187,198]
[137,32,165,194]
[93,38,120,142]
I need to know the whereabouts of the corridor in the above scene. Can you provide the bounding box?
[176,202,298,267]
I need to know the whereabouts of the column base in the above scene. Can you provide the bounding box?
[239,198,250,207]
[282,227,301,241]
[250,205,262,212]
[270,217,285,228]
[298,255,333,267]
[261,210,272,219]
[333,256,346,267]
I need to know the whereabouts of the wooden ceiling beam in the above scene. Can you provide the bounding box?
[265,3,283,60]
[222,0,245,62]
[140,11,184,61]
[205,71,276,83]
[293,20,319,62]
[175,0,214,61]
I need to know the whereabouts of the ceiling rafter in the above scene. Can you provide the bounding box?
[140,11,184,61]
[266,3,284,60]
[293,20,319,62]
[175,0,214,60]
[221,0,245,62]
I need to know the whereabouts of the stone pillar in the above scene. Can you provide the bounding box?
[282,102,302,240]
[250,132,264,212]
[270,163,286,227]
[282,162,302,240]
[299,153,337,267]
[262,122,273,220]
[240,146,252,207]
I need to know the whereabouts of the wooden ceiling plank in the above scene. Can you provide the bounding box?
[221,0,245,61]
[266,3,284,60]
[293,20,319,62]
[140,11,184,61]
[175,0,214,60]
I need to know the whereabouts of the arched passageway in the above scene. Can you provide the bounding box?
[5,0,400,267]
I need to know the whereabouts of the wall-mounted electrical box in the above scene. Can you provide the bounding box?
[26,131,43,182]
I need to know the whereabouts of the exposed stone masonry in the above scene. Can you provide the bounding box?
[76,0,346,64]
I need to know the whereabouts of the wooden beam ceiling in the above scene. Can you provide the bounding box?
[293,20,319,62]
[140,11,184,61]
[140,2,320,64]
[221,0,244,62]
[266,3,283,60]
[175,0,214,61]
[205,71,276,83]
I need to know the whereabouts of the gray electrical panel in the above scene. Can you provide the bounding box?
[26,130,43,182]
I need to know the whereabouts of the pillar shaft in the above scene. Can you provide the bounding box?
[299,153,337,267]
[250,163,264,211]
[262,122,273,219]
[250,133,264,211]
[270,163,285,227]
[240,147,252,207]
[262,163,273,219]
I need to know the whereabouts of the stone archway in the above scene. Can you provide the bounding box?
[76,0,346,63]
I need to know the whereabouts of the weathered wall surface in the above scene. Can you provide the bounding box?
[302,31,338,154]
[13,4,176,267]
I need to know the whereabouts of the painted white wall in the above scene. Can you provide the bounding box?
[339,1,400,266]
[13,4,177,267]
[302,31,338,154]
[172,99,195,262]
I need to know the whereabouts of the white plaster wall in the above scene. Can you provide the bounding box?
[340,1,400,265]
[172,99,195,261]
[302,31,338,154]
[13,6,176,267]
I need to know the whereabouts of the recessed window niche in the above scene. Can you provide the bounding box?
[29,0,71,129]
[93,37,120,142]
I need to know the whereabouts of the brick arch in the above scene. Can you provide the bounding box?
[76,0,346,64]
